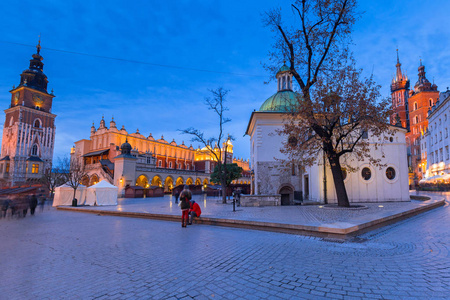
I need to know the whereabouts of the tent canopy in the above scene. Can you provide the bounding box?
[86,180,118,206]
[53,184,87,206]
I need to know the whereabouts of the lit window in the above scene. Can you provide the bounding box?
[31,164,39,174]
[6,163,9,173]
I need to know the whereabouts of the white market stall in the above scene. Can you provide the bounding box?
[86,180,118,206]
[53,184,87,206]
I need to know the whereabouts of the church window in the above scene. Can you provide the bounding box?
[361,167,372,181]
[31,164,39,174]
[414,102,418,110]
[34,119,41,128]
[445,128,448,138]
[386,167,396,180]
[158,160,162,167]
[31,144,38,156]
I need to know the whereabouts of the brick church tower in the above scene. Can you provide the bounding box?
[0,41,56,187]
[390,51,410,129]
[407,61,439,182]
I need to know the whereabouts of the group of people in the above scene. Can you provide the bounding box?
[1,194,44,219]
[177,185,201,228]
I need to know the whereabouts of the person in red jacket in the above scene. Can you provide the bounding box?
[188,200,201,225]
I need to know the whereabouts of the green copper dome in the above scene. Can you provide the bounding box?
[277,64,290,73]
[259,90,299,112]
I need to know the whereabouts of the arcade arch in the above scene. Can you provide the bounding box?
[151,175,162,187]
[186,177,193,185]
[136,175,149,188]
[165,176,174,192]
[195,178,201,185]
[90,174,99,186]
[175,177,184,187]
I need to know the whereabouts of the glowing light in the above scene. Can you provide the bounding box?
[378,205,384,208]
[318,206,323,208]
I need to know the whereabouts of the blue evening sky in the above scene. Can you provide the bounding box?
[0,0,449,161]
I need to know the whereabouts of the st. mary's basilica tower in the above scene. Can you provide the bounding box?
[0,40,56,186]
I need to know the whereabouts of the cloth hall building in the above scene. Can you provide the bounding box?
[71,118,250,195]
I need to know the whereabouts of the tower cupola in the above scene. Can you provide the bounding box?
[19,39,49,93]
[276,63,293,92]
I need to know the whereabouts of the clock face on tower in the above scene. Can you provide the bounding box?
[33,94,43,106]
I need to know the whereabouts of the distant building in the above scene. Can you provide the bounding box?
[390,51,410,129]
[390,53,439,185]
[407,61,439,183]
[246,65,409,205]
[71,119,250,195]
[423,89,450,179]
[0,41,56,187]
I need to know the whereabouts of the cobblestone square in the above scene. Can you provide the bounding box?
[1,192,449,299]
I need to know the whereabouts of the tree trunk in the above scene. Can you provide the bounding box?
[327,154,350,207]
[73,187,77,201]
[221,175,227,204]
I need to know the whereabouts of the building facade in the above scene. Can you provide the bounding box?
[246,65,409,205]
[0,41,56,187]
[423,89,450,179]
[71,119,250,195]
[406,62,439,183]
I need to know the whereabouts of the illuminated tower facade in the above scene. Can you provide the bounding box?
[407,61,439,182]
[390,51,410,129]
[0,41,56,186]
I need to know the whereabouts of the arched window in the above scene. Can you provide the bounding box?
[414,102,418,110]
[169,162,172,168]
[415,116,419,124]
[34,119,41,128]
[429,99,433,106]
[31,144,38,156]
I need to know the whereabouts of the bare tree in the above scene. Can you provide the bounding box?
[60,156,88,204]
[39,157,66,199]
[264,0,392,207]
[180,87,231,204]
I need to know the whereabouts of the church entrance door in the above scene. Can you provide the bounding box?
[279,185,293,206]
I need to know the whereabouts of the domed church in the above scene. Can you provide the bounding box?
[245,65,410,206]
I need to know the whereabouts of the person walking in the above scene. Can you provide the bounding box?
[179,185,192,228]
[188,200,201,225]
[30,194,38,216]
[174,191,180,204]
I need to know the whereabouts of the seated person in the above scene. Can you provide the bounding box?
[188,200,202,225]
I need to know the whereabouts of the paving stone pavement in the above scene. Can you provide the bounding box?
[0,191,449,299]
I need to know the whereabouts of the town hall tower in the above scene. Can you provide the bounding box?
[0,41,56,186]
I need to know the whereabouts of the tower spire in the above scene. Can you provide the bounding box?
[36,34,41,55]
